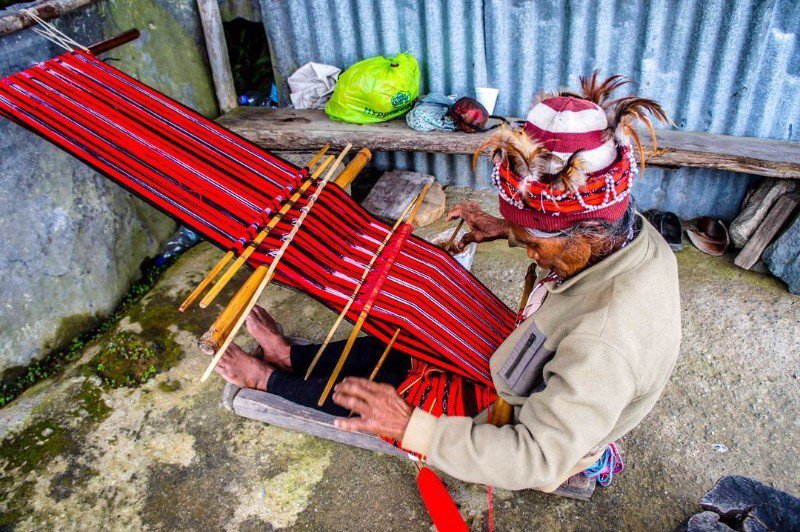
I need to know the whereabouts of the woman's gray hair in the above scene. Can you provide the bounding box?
[524,200,638,256]
[563,201,638,255]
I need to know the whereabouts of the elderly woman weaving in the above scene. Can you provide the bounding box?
[216,73,681,491]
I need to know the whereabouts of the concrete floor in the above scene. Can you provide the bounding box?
[1,187,798,531]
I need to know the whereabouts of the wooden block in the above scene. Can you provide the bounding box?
[361,170,445,227]
[730,178,798,247]
[222,384,595,500]
[734,194,798,270]
[230,387,408,458]
[222,382,240,411]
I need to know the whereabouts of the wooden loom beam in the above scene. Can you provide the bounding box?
[200,144,353,382]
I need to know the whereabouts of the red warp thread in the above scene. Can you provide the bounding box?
[0,50,517,421]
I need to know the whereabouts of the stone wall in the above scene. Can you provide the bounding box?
[0,0,218,384]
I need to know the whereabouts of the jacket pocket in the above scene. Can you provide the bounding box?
[499,320,554,396]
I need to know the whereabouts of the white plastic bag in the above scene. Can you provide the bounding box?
[288,62,341,109]
[430,227,478,271]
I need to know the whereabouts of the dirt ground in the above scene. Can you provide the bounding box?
[1,187,798,531]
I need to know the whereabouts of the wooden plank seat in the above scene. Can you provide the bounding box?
[218,108,800,181]
[223,382,597,501]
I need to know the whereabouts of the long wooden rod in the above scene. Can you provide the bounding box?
[88,29,140,55]
[368,328,401,381]
[444,219,465,252]
[179,145,331,313]
[197,152,334,308]
[307,144,330,170]
[200,144,352,382]
[316,181,432,406]
[179,250,234,313]
[304,196,417,379]
[0,0,100,38]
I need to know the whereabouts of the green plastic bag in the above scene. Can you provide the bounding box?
[325,53,420,123]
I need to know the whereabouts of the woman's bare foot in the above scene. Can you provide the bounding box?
[215,343,272,391]
[245,305,292,372]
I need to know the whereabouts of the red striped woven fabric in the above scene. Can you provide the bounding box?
[0,51,515,418]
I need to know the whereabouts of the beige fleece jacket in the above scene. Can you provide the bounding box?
[401,217,681,491]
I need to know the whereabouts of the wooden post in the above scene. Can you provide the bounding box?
[196,0,237,113]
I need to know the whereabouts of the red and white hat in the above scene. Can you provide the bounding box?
[523,96,618,174]
[493,95,637,232]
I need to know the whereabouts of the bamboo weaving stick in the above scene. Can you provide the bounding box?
[307,143,330,170]
[368,328,401,381]
[444,219,465,252]
[180,145,331,312]
[200,144,352,382]
[304,197,417,379]
[179,250,235,313]
[406,181,432,224]
[198,264,269,354]
[346,327,402,419]
[317,181,432,406]
[198,154,335,308]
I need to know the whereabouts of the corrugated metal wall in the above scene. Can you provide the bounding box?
[258,0,800,220]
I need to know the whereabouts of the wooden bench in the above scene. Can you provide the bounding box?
[223,382,597,501]
[218,108,800,180]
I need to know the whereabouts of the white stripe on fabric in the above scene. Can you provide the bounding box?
[526,102,607,133]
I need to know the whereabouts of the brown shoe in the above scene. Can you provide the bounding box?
[687,217,730,256]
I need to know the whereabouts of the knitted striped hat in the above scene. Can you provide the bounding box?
[523,96,618,174]
[489,74,669,232]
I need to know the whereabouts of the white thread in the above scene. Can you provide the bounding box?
[26,9,90,53]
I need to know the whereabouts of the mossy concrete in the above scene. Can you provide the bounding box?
[0,0,217,383]
[1,188,798,530]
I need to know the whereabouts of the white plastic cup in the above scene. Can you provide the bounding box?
[475,87,499,115]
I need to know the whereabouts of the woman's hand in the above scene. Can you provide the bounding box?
[446,202,510,252]
[332,377,413,441]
